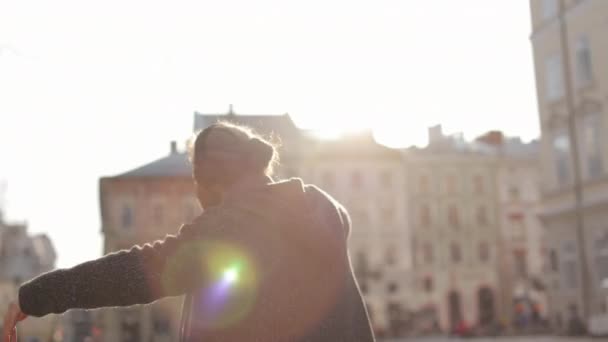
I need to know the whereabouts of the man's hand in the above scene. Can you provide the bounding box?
[2,301,27,342]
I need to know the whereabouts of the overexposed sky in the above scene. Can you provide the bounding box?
[0,0,539,268]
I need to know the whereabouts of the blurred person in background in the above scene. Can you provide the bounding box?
[2,122,375,342]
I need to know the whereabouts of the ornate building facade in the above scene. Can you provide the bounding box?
[530,0,608,327]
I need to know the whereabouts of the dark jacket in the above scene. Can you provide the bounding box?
[19,177,375,341]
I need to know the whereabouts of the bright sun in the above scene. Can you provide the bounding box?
[295,114,430,148]
[310,122,428,149]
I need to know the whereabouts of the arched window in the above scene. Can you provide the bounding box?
[448,205,460,228]
[451,243,462,264]
[477,206,488,226]
[121,206,133,229]
[479,242,490,262]
[420,205,431,228]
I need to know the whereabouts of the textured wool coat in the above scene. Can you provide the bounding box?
[19,177,375,341]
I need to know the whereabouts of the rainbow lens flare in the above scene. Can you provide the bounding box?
[222,265,240,284]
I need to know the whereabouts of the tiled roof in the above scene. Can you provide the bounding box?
[117,152,191,178]
[117,111,303,178]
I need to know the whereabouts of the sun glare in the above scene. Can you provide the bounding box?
[303,114,429,148]
[223,267,240,284]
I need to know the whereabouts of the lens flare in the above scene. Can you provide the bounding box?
[222,266,239,284]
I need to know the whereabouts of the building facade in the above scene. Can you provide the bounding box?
[530,0,608,327]
[97,108,545,338]
[299,132,412,336]
[0,217,58,342]
[405,134,503,333]
[493,138,547,327]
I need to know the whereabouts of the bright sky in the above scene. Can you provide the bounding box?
[0,0,539,268]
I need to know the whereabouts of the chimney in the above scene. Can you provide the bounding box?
[170,141,178,155]
[476,131,504,146]
[428,124,444,145]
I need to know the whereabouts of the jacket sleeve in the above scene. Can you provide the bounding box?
[18,212,220,317]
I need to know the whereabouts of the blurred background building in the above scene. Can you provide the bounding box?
[530,0,608,332]
[0,213,59,342]
[406,126,502,334]
[299,131,411,336]
[94,107,546,339]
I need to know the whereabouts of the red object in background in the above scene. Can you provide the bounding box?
[454,320,473,337]
[476,131,504,146]
[92,326,102,337]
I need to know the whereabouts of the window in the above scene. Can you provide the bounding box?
[387,282,398,294]
[420,204,431,228]
[552,131,571,184]
[594,232,608,282]
[550,249,559,272]
[583,113,603,179]
[355,252,369,275]
[514,249,528,276]
[22,247,32,258]
[508,212,525,237]
[385,247,397,266]
[546,54,564,101]
[423,243,434,264]
[381,202,396,225]
[380,170,393,188]
[451,243,462,264]
[153,204,164,225]
[561,241,578,289]
[423,276,434,293]
[473,175,485,194]
[575,35,593,86]
[153,312,170,335]
[448,205,460,228]
[509,186,520,200]
[479,242,490,263]
[121,206,133,229]
[446,175,457,194]
[477,206,488,226]
[351,207,370,227]
[563,259,578,289]
[419,174,430,193]
[542,0,558,20]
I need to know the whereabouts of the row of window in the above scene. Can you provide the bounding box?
[545,35,594,101]
[359,280,401,296]
[418,174,487,195]
[551,113,604,186]
[418,204,491,228]
[360,277,436,296]
[420,241,491,265]
[319,169,396,190]
[318,169,488,195]
[120,203,199,229]
[548,235,608,291]
[349,205,401,226]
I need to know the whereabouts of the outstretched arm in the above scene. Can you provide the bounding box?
[17,211,221,318]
